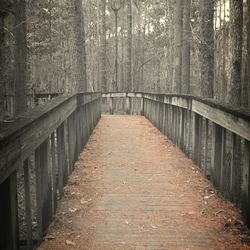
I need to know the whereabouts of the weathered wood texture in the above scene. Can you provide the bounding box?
[143,93,250,226]
[101,92,143,115]
[104,91,250,226]
[0,92,101,249]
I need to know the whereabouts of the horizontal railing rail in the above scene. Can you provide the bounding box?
[0,92,101,249]
[102,91,250,225]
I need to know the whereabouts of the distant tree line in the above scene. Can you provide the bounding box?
[0,0,249,121]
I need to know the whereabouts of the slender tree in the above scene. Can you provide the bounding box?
[242,0,250,107]
[228,0,243,106]
[181,0,191,94]
[100,0,107,92]
[172,0,183,93]
[199,0,214,98]
[111,0,122,92]
[14,0,28,115]
[126,0,132,91]
[72,0,88,92]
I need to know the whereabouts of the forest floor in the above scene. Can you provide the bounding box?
[38,115,250,250]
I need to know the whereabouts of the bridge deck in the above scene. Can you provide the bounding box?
[38,116,244,250]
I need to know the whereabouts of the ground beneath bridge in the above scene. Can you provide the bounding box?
[38,116,249,250]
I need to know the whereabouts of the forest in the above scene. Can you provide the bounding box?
[0,0,249,121]
[1,1,250,249]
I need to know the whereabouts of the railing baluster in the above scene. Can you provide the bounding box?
[24,159,33,250]
[230,133,242,204]
[242,139,250,224]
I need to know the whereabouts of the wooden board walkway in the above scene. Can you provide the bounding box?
[38,116,247,250]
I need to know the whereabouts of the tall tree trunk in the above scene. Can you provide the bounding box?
[199,0,214,98]
[96,0,100,91]
[100,0,107,92]
[172,0,183,93]
[126,0,132,91]
[14,0,28,115]
[228,0,243,106]
[242,0,250,107]
[114,10,119,91]
[181,0,191,94]
[72,0,87,92]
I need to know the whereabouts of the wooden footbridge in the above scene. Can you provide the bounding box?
[0,92,250,249]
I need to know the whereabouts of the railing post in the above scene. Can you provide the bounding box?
[40,138,53,232]
[35,147,43,240]
[51,131,58,212]
[211,123,223,188]
[0,172,19,250]
[56,125,64,197]
[230,133,242,204]
[24,159,33,250]
[242,139,250,225]
[192,113,202,166]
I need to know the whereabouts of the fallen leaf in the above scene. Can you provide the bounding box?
[81,198,88,204]
[69,208,78,213]
[66,240,75,247]
[45,235,56,240]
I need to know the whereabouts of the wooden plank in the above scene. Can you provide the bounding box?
[56,125,64,197]
[51,132,58,212]
[241,140,250,225]
[203,119,209,177]
[211,123,223,188]
[219,128,226,192]
[40,138,53,232]
[35,147,43,240]
[230,133,242,204]
[0,172,19,250]
[0,96,77,184]
[24,159,33,250]
[192,100,250,141]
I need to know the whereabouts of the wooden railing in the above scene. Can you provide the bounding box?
[102,92,250,225]
[101,92,143,115]
[0,92,101,249]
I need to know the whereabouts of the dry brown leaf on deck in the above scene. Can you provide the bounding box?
[66,240,76,247]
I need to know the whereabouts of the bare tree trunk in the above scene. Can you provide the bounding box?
[96,0,100,91]
[181,0,191,94]
[221,0,227,102]
[14,0,28,115]
[228,0,243,106]
[199,0,214,98]
[72,0,87,92]
[126,0,132,91]
[172,0,183,93]
[100,0,107,92]
[242,0,250,107]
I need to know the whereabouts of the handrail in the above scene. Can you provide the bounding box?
[0,92,101,249]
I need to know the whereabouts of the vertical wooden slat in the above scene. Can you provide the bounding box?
[56,125,64,197]
[24,159,33,250]
[0,173,19,250]
[211,123,222,188]
[63,121,70,185]
[230,133,242,204]
[35,147,43,240]
[219,128,226,192]
[241,140,250,225]
[192,113,201,165]
[203,119,209,176]
[51,132,58,212]
[40,138,53,232]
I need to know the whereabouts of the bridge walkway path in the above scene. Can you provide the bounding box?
[38,116,245,250]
